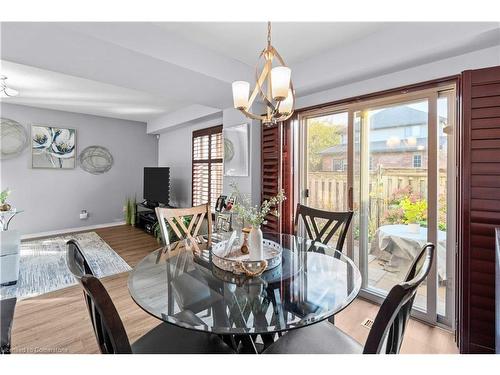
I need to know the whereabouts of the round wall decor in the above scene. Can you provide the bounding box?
[0,118,28,159]
[224,138,235,162]
[79,146,113,175]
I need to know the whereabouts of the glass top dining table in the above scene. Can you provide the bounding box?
[128,231,362,337]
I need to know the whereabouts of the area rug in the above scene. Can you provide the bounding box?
[0,231,131,301]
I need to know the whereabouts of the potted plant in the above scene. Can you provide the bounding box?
[123,196,136,226]
[230,182,285,261]
[400,197,427,234]
[0,188,12,211]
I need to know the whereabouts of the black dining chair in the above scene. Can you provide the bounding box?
[0,297,17,354]
[66,239,94,278]
[80,275,234,354]
[66,241,234,354]
[295,203,353,256]
[263,243,435,354]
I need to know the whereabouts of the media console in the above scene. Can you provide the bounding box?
[135,204,157,234]
[135,202,176,234]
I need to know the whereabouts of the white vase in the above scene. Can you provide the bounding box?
[248,226,264,261]
[407,223,420,234]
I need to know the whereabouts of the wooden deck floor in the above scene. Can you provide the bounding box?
[10,225,458,354]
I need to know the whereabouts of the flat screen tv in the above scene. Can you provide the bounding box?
[143,167,170,206]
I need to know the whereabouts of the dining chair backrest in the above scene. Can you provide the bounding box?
[79,274,132,354]
[362,243,435,354]
[294,203,353,256]
[155,204,212,246]
[66,239,94,279]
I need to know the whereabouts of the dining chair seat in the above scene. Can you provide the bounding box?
[171,270,222,313]
[131,322,234,354]
[263,321,362,354]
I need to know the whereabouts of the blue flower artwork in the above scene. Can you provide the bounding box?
[31,125,76,169]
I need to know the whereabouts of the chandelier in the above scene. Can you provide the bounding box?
[0,76,19,98]
[231,22,295,125]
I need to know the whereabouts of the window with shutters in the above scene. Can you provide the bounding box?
[192,125,223,209]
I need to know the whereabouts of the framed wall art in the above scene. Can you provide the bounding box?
[31,125,76,169]
[223,123,249,177]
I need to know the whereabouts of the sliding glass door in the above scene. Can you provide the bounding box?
[301,110,351,253]
[298,84,456,328]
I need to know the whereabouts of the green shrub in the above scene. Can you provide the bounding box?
[400,197,427,225]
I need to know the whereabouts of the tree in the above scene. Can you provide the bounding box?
[307,120,342,172]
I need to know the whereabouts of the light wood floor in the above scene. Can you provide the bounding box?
[10,225,458,354]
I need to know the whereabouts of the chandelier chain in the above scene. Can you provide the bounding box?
[267,21,271,48]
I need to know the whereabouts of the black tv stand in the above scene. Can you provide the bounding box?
[135,204,157,234]
[140,200,159,209]
[135,201,176,235]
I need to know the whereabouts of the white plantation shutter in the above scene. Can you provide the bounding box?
[192,125,223,209]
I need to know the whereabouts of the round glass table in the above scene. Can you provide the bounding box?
[129,231,361,343]
[0,209,24,231]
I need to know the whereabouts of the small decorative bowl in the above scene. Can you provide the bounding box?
[211,239,282,276]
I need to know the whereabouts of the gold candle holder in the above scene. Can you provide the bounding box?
[240,227,251,254]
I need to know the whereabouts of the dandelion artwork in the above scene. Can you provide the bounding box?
[31,125,76,169]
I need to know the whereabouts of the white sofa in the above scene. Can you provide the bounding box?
[0,230,20,286]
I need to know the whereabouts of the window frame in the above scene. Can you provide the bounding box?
[191,125,223,209]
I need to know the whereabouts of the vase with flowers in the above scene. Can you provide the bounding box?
[230,182,285,261]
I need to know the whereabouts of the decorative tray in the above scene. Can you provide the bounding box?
[211,239,282,276]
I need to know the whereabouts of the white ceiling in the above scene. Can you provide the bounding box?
[0,60,185,121]
[155,22,386,66]
[1,22,499,125]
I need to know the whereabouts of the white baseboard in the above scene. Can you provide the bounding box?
[21,221,127,240]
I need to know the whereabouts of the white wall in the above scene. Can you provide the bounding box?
[147,104,221,134]
[158,116,223,207]
[0,103,158,236]
[157,107,263,208]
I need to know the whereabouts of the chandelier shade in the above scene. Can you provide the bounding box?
[279,89,294,115]
[232,81,250,110]
[271,66,291,101]
[231,22,295,124]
